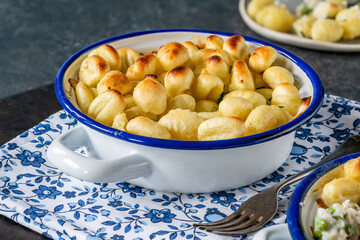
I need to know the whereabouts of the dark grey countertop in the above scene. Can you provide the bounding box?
[1,0,360,101]
[0,0,359,239]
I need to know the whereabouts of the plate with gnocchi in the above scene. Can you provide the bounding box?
[239,0,360,52]
[48,29,323,193]
[288,151,360,239]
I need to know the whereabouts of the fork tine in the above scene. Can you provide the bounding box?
[210,220,267,236]
[205,214,262,232]
[193,208,246,227]
[200,212,253,230]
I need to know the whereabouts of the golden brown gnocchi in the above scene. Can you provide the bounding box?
[248,0,360,42]
[255,4,296,32]
[198,116,245,140]
[321,177,360,207]
[191,72,224,101]
[255,88,273,105]
[223,35,249,61]
[73,35,308,140]
[164,65,194,98]
[292,15,316,39]
[79,55,111,88]
[133,75,167,115]
[312,156,360,209]
[263,66,295,89]
[157,42,190,71]
[125,106,158,121]
[162,94,196,116]
[272,82,302,116]
[127,116,171,139]
[126,54,157,81]
[219,97,253,121]
[229,60,255,91]
[75,81,94,114]
[344,157,360,182]
[311,19,344,42]
[195,100,219,112]
[247,0,274,19]
[205,55,230,89]
[89,44,121,70]
[205,35,224,49]
[336,8,360,40]
[112,112,128,131]
[225,89,267,108]
[244,105,277,136]
[158,109,203,140]
[88,89,125,126]
[249,46,277,73]
[117,48,140,73]
[97,70,132,95]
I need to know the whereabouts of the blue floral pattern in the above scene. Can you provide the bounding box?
[1,94,360,239]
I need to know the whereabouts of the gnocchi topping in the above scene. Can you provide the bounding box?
[71,36,309,140]
[247,0,360,42]
[312,157,360,239]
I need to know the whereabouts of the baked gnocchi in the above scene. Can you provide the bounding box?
[71,34,309,140]
[248,0,360,42]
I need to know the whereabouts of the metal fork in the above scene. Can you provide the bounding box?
[193,135,360,236]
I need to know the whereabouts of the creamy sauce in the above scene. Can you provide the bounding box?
[315,200,360,240]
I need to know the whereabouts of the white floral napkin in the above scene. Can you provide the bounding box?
[1,94,360,240]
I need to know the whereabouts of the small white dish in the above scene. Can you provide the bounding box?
[239,0,360,52]
[253,224,291,240]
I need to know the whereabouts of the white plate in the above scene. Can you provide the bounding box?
[253,224,291,240]
[239,0,360,52]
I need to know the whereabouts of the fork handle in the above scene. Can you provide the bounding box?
[273,135,360,193]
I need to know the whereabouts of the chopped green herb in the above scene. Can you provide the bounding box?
[218,91,229,104]
[333,216,345,221]
[139,52,144,56]
[268,97,272,102]
[328,206,335,215]
[299,4,312,16]
[345,224,356,238]
[278,106,284,108]
[229,65,233,74]
[213,107,219,111]
[300,31,306,38]
[113,80,118,87]
[256,86,266,89]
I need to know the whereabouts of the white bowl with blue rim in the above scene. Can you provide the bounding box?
[47,29,324,193]
[287,152,360,239]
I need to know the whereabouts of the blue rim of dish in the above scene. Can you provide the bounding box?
[287,151,360,239]
[55,28,324,150]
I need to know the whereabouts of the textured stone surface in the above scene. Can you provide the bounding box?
[0,0,360,239]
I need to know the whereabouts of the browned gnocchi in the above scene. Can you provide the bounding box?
[71,35,309,140]
[248,0,360,42]
[313,157,360,207]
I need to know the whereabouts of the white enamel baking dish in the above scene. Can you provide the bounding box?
[47,29,324,193]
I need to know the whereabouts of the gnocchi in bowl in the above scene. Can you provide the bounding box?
[68,33,311,141]
[48,30,323,193]
[247,0,360,42]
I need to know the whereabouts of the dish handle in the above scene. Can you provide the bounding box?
[47,126,151,182]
